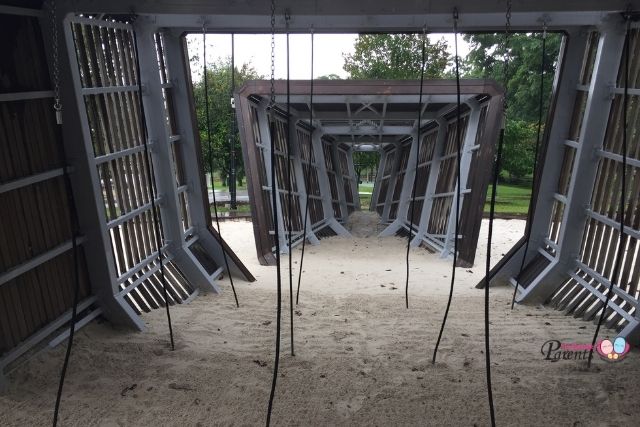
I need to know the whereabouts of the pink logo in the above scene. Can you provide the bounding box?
[596,337,630,362]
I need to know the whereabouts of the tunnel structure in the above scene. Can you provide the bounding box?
[1,0,640,389]
[237,80,503,266]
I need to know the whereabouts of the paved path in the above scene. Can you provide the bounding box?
[208,189,249,204]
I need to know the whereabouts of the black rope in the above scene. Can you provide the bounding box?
[285,19,295,356]
[230,34,237,210]
[295,30,314,305]
[480,3,513,425]
[266,2,282,425]
[406,28,427,309]
[512,24,547,309]
[132,27,175,351]
[588,11,631,368]
[432,9,461,363]
[51,4,82,424]
[485,127,502,427]
[202,27,240,308]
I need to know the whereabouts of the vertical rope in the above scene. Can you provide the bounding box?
[587,11,631,368]
[432,9,461,363]
[295,29,314,305]
[203,26,240,308]
[406,27,427,309]
[285,15,295,356]
[481,3,513,425]
[50,2,82,424]
[132,25,175,351]
[512,22,547,309]
[266,2,282,425]
[230,34,237,210]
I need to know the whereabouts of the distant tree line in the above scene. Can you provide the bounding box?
[189,33,560,187]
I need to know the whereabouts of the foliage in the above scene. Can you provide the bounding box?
[501,119,538,180]
[462,33,561,122]
[317,74,342,80]
[463,33,561,179]
[192,58,261,186]
[353,151,380,183]
[343,34,451,79]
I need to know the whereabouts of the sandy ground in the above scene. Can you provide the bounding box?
[1,213,639,426]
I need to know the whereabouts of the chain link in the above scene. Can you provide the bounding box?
[270,0,276,108]
[49,0,62,122]
[503,0,512,114]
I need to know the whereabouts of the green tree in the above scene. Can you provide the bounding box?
[317,74,342,80]
[462,33,561,179]
[192,58,261,186]
[462,33,561,122]
[501,120,538,181]
[343,34,450,79]
[353,151,380,183]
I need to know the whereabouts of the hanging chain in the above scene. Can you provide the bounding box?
[50,0,62,124]
[270,0,276,108]
[502,0,512,123]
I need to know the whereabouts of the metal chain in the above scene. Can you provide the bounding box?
[503,0,512,115]
[270,0,276,107]
[50,0,62,124]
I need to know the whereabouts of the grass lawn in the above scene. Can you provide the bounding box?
[206,173,247,192]
[357,182,531,216]
[484,183,532,216]
[212,204,252,214]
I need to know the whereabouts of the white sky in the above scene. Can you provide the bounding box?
[186,33,470,79]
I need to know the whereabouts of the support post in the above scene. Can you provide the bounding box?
[516,25,625,303]
[257,101,288,252]
[380,142,402,223]
[441,100,481,257]
[135,25,218,292]
[61,16,144,330]
[380,131,419,236]
[370,147,386,211]
[412,119,447,247]
[489,29,588,286]
[312,131,350,236]
[288,118,319,246]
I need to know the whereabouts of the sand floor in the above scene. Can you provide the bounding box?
[1,213,639,426]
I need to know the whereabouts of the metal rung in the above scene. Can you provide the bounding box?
[0,296,97,373]
[107,198,161,229]
[430,189,471,199]
[543,237,559,251]
[0,90,54,102]
[586,209,640,241]
[563,139,580,149]
[0,237,86,287]
[69,16,132,31]
[575,261,639,308]
[569,272,636,322]
[94,144,145,165]
[48,307,103,348]
[596,149,640,169]
[210,266,224,281]
[0,168,66,194]
[117,253,175,297]
[81,84,138,95]
[538,247,556,262]
[116,243,170,285]
[553,193,567,204]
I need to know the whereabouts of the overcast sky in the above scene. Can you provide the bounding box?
[186,33,470,80]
